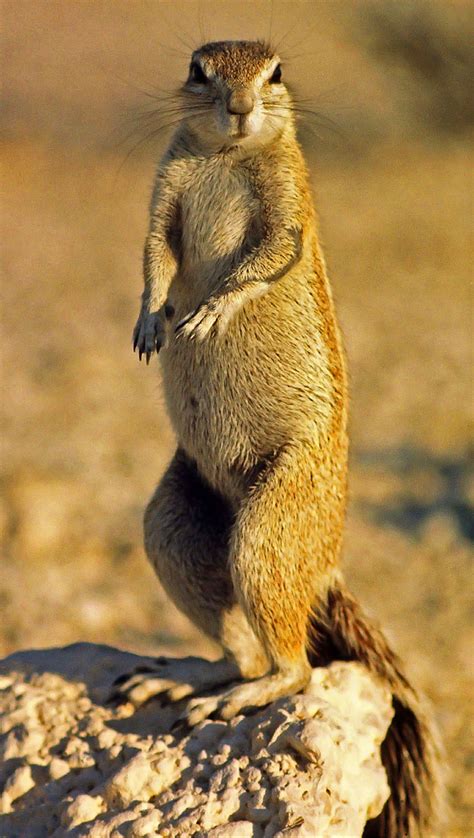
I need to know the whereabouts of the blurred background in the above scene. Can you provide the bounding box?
[1,1,472,832]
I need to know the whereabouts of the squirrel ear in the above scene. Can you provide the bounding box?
[269,64,282,84]
[189,62,208,85]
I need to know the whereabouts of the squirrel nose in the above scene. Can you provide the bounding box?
[227,90,254,115]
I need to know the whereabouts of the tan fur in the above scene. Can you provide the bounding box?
[122,41,442,836]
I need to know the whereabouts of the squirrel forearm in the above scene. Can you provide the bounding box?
[133,186,179,360]
[174,224,304,341]
[142,233,177,313]
[220,226,303,298]
[141,164,181,315]
[211,152,305,305]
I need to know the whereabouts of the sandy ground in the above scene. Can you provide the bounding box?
[1,1,472,833]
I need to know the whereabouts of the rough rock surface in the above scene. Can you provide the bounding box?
[0,643,393,837]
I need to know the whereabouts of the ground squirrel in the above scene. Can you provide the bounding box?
[114,40,441,836]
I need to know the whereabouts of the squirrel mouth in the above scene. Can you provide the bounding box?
[233,116,252,139]
[225,113,252,140]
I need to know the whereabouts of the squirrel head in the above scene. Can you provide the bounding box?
[180,40,294,151]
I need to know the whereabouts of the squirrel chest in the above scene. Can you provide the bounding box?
[176,158,261,306]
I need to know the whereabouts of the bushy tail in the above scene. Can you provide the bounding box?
[308,581,443,837]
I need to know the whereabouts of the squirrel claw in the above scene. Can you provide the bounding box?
[133,309,166,361]
[175,300,224,342]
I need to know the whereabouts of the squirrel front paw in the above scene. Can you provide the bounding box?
[133,307,171,363]
[175,296,240,342]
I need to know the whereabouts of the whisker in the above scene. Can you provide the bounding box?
[266,101,347,126]
[131,89,183,104]
[124,104,213,126]
[268,0,275,46]
[100,65,186,105]
[264,101,349,149]
[155,6,198,53]
[119,94,215,139]
[276,22,323,60]
[112,123,179,182]
[114,110,211,178]
[272,20,302,55]
[197,0,209,45]
[294,109,348,139]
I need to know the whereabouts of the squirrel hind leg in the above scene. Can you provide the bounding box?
[172,441,334,727]
[144,447,235,642]
[110,448,269,710]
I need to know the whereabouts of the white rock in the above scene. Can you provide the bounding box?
[104,752,153,806]
[3,764,34,801]
[61,793,104,827]
[0,643,393,837]
[49,756,71,779]
[126,808,162,836]
[208,821,255,837]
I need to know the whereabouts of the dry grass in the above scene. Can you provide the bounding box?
[1,1,472,833]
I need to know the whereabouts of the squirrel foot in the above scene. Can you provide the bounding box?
[172,666,312,727]
[107,655,239,708]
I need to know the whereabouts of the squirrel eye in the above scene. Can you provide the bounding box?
[190,62,208,84]
[269,64,282,84]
